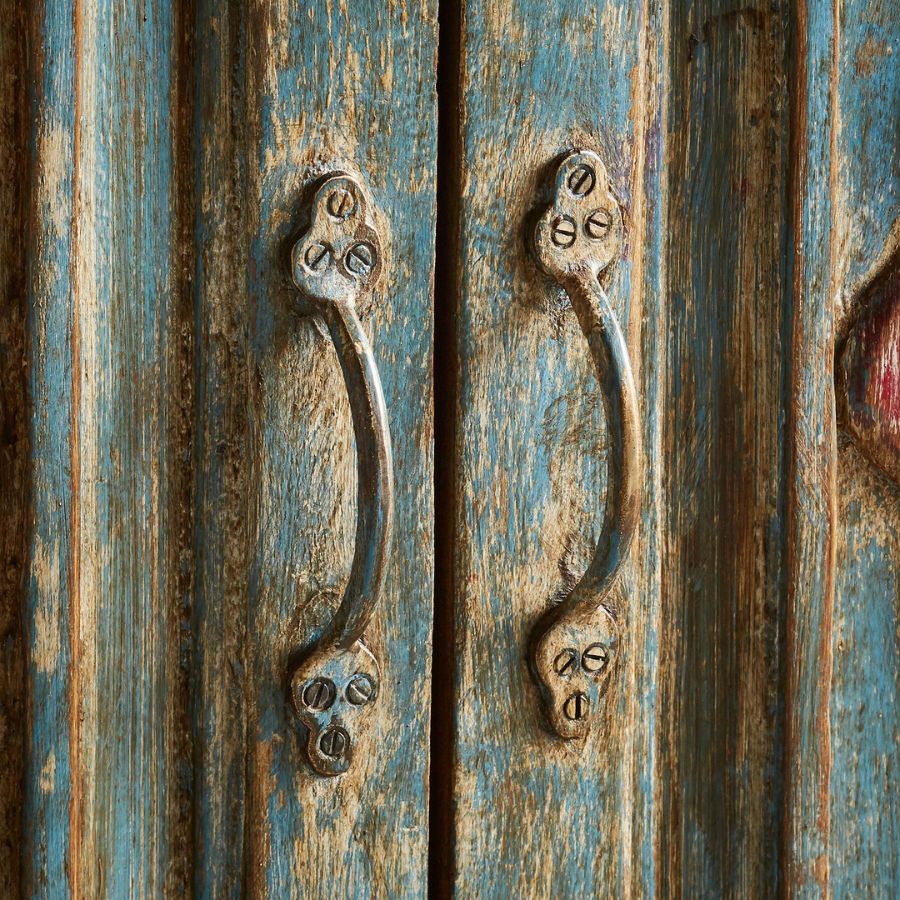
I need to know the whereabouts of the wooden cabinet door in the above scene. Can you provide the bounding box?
[3,0,899,897]
[6,1,436,895]
[439,0,899,897]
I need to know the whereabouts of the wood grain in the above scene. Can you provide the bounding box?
[18,1,437,895]
[448,1,663,895]
[661,3,791,896]
[448,0,897,896]
[23,1,193,894]
[23,3,83,893]
[0,1,29,892]
[239,1,436,894]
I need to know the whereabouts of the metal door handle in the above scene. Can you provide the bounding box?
[288,171,393,775]
[529,150,641,739]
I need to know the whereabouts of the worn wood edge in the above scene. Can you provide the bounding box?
[0,1,29,893]
[782,0,837,891]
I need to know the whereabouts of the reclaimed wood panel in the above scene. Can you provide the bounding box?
[660,4,791,896]
[821,0,899,894]
[447,0,664,894]
[21,1,192,895]
[445,0,893,896]
[16,1,437,895]
[239,1,436,894]
[784,0,900,894]
[189,2,252,893]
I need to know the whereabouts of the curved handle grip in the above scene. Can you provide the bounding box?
[529,150,642,739]
[287,172,394,775]
[318,297,393,649]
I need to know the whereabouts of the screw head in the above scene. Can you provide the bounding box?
[553,648,578,677]
[584,209,613,240]
[301,678,336,711]
[345,241,376,277]
[582,643,610,674]
[304,242,332,272]
[550,215,577,248]
[327,187,356,220]
[318,725,350,759]
[563,691,589,721]
[346,673,376,705]
[567,164,596,197]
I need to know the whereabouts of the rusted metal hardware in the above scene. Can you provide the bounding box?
[529,149,642,740]
[288,171,393,776]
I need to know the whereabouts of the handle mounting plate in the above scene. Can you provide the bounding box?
[529,149,641,740]
[287,170,393,776]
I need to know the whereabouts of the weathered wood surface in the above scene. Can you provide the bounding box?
[12,1,437,896]
[447,0,664,895]
[22,2,191,895]
[240,2,436,894]
[447,0,898,897]
[785,0,900,895]
[5,0,899,895]
[660,4,792,896]
[825,1,899,894]
[839,252,900,484]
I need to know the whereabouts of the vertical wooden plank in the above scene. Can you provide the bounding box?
[783,1,838,889]
[828,0,900,884]
[819,0,899,894]
[449,1,663,894]
[75,3,185,892]
[240,2,437,894]
[451,0,802,894]
[24,1,192,894]
[0,0,28,889]
[189,2,251,894]
[23,3,80,893]
[659,3,792,896]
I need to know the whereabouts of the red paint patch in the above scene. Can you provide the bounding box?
[840,262,900,482]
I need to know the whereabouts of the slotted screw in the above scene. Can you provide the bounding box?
[553,649,578,677]
[567,164,596,197]
[345,242,376,276]
[327,187,356,219]
[582,643,610,674]
[550,215,577,248]
[346,673,376,705]
[319,725,350,759]
[304,242,332,272]
[563,691,589,721]
[301,678,335,711]
[584,209,612,240]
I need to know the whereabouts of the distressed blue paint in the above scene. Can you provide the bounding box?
[787,0,900,895]
[453,0,663,895]
[25,0,183,894]
[83,0,179,893]
[243,1,437,894]
[828,0,900,893]
[24,2,78,894]
[783,0,841,892]
[833,479,899,895]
